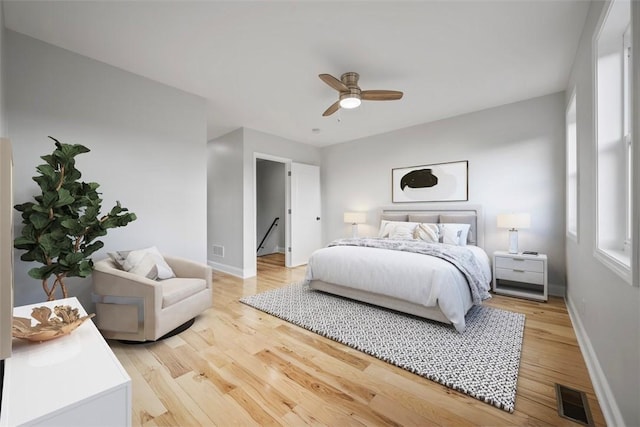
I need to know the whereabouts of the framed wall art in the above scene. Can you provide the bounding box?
[392,160,468,203]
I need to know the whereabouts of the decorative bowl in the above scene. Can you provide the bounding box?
[12,305,95,342]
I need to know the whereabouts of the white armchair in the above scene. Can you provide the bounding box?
[92,255,212,342]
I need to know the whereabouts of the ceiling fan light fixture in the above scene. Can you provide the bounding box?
[339,96,361,109]
[320,72,402,116]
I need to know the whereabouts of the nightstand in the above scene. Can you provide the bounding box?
[493,251,548,301]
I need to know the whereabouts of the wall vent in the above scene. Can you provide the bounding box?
[212,245,224,257]
[555,383,593,426]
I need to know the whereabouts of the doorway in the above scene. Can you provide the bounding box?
[253,154,322,274]
[256,159,286,267]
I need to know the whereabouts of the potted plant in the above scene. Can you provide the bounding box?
[14,137,136,301]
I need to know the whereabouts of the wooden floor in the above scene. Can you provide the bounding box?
[109,253,606,426]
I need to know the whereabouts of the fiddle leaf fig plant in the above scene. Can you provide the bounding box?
[14,137,137,301]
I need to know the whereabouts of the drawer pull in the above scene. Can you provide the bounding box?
[513,258,525,261]
[513,269,525,273]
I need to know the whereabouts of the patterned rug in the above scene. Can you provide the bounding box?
[240,283,525,413]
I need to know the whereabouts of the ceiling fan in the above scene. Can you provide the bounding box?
[319,72,403,117]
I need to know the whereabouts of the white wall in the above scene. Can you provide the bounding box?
[7,31,208,308]
[208,127,320,277]
[565,2,640,426]
[256,160,285,255]
[322,93,566,293]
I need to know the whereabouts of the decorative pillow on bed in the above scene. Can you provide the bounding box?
[378,219,418,239]
[387,223,416,240]
[439,223,471,246]
[413,223,440,243]
[440,214,476,245]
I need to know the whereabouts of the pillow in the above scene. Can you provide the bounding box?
[439,223,471,246]
[408,214,439,224]
[439,214,477,245]
[388,224,416,240]
[123,251,159,280]
[378,220,419,238]
[109,246,175,280]
[108,250,130,269]
[414,223,439,243]
[378,220,394,237]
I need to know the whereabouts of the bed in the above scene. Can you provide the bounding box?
[304,204,492,332]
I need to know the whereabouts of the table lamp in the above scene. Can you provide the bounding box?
[344,212,367,238]
[497,213,530,254]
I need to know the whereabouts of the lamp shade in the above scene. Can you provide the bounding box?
[344,212,366,224]
[497,213,531,229]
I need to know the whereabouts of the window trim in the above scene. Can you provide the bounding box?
[566,88,578,242]
[632,0,640,287]
[623,24,632,248]
[593,0,632,285]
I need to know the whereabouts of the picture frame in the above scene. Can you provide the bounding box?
[392,160,468,203]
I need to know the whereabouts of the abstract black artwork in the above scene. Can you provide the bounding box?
[392,161,468,203]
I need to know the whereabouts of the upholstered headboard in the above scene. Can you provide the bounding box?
[379,203,484,248]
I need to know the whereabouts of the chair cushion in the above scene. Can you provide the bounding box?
[160,278,207,308]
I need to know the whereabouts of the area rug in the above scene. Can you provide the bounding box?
[240,283,525,413]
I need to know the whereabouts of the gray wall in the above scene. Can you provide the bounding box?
[208,127,320,277]
[7,31,208,309]
[322,93,566,293]
[565,2,640,425]
[0,4,6,137]
[207,128,244,274]
[256,160,285,255]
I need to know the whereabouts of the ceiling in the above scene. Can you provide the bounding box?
[3,1,590,147]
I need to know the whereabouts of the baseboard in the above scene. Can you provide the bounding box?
[207,260,255,279]
[566,295,625,427]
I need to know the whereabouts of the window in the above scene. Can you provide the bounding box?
[595,0,632,283]
[623,25,633,251]
[566,90,578,241]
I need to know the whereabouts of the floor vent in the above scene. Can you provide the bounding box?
[555,383,594,426]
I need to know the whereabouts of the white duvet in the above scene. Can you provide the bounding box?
[304,244,492,332]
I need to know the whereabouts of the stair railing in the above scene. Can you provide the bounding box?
[257,217,280,254]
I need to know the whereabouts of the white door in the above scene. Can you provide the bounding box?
[288,162,322,267]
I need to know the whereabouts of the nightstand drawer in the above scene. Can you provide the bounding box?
[494,256,544,273]
[495,267,544,285]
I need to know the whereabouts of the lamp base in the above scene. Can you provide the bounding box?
[351,223,359,238]
[508,229,519,254]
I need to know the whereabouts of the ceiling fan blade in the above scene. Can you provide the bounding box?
[322,100,341,116]
[361,90,403,101]
[319,74,348,92]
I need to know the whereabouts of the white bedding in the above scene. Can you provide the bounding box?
[304,244,491,332]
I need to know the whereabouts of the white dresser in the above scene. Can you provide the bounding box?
[0,297,131,426]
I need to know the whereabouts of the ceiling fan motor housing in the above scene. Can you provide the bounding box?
[341,72,360,88]
[340,87,362,101]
